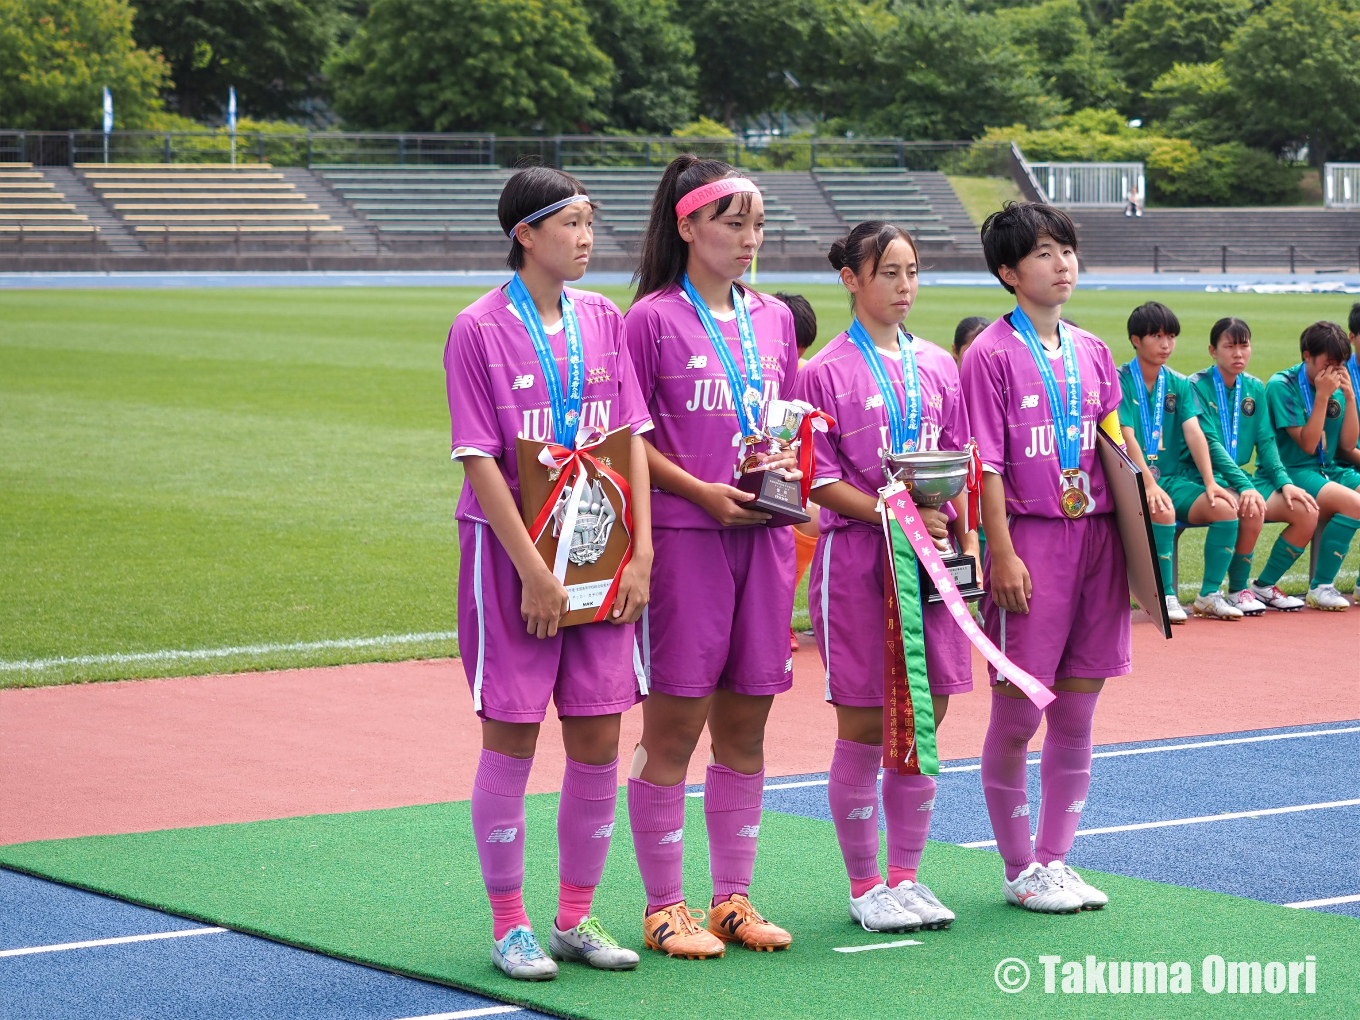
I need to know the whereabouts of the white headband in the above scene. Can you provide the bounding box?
[507,194,591,237]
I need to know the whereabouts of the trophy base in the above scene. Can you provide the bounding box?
[735,469,810,528]
[919,552,984,604]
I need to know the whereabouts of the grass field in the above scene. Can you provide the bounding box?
[2,286,1356,687]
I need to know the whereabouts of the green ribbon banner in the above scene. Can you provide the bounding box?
[883,510,938,776]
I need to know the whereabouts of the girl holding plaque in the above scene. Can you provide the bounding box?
[623,155,803,959]
[798,222,976,932]
[959,203,1127,915]
[444,167,654,981]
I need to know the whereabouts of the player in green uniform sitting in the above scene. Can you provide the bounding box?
[1265,321,1360,611]
[1187,318,1317,613]
[1117,302,1244,623]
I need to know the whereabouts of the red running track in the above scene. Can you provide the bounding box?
[2,612,1355,845]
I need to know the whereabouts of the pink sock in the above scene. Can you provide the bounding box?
[472,749,534,938]
[705,764,764,902]
[888,865,916,886]
[627,776,685,914]
[1034,690,1098,866]
[980,691,1043,881]
[556,756,618,929]
[883,770,936,879]
[828,739,884,889]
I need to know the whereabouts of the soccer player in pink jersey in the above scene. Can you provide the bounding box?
[959,203,1128,914]
[798,222,977,933]
[444,167,654,980]
[623,155,802,959]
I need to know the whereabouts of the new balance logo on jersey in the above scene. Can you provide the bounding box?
[511,374,535,390]
[736,824,761,838]
[1065,799,1086,813]
[918,798,936,812]
[865,393,885,410]
[1011,804,1030,818]
[686,355,709,370]
[485,827,518,843]
[1021,394,1040,409]
[785,657,794,673]
[846,806,874,821]
[659,828,683,844]
[591,823,616,838]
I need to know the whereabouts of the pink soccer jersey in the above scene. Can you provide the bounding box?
[444,285,653,524]
[625,284,801,529]
[798,332,970,530]
[959,314,1122,518]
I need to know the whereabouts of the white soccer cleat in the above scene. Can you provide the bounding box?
[1306,584,1350,611]
[492,925,559,981]
[1247,582,1304,611]
[1046,861,1109,910]
[1164,594,1188,624]
[1003,862,1083,914]
[1192,591,1244,621]
[849,883,922,932]
[890,880,955,930]
[1225,589,1267,616]
[549,916,639,971]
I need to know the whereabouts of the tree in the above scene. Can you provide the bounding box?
[579,0,695,133]
[1224,0,1360,165]
[132,0,345,122]
[328,0,611,132]
[1105,0,1252,103]
[995,0,1127,111]
[1143,60,1237,145]
[0,0,169,129]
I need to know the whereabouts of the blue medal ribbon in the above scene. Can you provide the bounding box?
[680,273,763,441]
[1295,364,1327,466]
[1010,306,1083,473]
[1210,366,1241,462]
[847,319,921,454]
[1132,358,1166,472]
[506,272,584,447]
[1347,353,1359,408]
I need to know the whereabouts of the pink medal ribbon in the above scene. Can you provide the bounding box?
[882,486,1055,710]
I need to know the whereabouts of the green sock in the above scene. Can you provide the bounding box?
[1153,522,1178,594]
[1199,520,1239,596]
[1311,513,1360,587]
[1256,535,1305,587]
[1227,550,1254,592]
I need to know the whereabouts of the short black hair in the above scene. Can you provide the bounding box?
[979,202,1079,293]
[1300,320,1350,361]
[775,292,818,351]
[1349,302,1360,336]
[953,316,988,353]
[498,166,591,271]
[1209,317,1251,347]
[1127,301,1180,340]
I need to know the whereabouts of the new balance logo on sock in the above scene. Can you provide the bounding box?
[918,798,935,812]
[1021,394,1040,409]
[736,824,761,838]
[1011,804,1030,818]
[591,823,616,838]
[686,355,708,369]
[865,394,885,410]
[511,374,535,390]
[846,806,874,821]
[485,827,518,843]
[1065,800,1086,813]
[659,828,683,844]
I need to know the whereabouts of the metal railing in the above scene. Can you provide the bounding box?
[1152,244,1360,273]
[1323,163,1360,209]
[1028,161,1144,208]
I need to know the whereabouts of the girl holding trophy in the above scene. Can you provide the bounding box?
[799,222,977,932]
[623,155,805,959]
[445,167,654,980]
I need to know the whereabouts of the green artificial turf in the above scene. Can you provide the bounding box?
[2,287,1354,687]
[1,796,1354,1019]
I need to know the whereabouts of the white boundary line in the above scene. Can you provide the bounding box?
[0,631,459,672]
[832,939,923,953]
[959,798,1360,848]
[394,1009,522,1020]
[0,927,226,957]
[1284,893,1360,909]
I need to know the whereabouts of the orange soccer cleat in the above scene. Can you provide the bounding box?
[706,893,792,952]
[642,902,725,959]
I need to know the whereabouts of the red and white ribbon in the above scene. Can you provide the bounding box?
[964,440,983,533]
[796,409,836,505]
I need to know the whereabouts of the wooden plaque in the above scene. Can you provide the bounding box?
[515,426,633,628]
[1097,430,1172,638]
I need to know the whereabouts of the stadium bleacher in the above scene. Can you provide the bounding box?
[0,163,102,253]
[813,169,956,252]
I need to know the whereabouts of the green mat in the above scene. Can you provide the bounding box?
[2,796,1355,1018]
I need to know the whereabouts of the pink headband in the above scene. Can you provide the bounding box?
[675,177,760,219]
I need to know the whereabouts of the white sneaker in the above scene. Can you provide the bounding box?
[1248,582,1304,611]
[1193,591,1244,620]
[1165,594,1188,624]
[1003,862,1083,914]
[849,882,922,932]
[1046,861,1109,910]
[891,880,955,929]
[491,925,558,981]
[1225,589,1267,616]
[549,916,639,970]
[1307,584,1350,611]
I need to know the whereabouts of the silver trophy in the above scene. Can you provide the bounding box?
[882,449,983,603]
[551,475,618,566]
[735,398,813,528]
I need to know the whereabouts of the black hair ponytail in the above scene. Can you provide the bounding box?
[826,221,918,309]
[1209,317,1251,348]
[498,166,591,271]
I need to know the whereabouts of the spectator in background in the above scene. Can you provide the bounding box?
[776,291,820,651]
[953,316,989,367]
[1124,183,1142,218]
